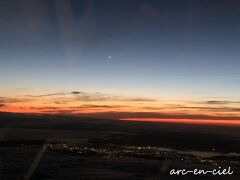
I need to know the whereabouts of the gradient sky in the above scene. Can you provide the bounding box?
[0,0,240,125]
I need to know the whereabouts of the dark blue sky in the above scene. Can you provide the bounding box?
[0,0,240,100]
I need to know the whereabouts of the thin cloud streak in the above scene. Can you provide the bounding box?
[71,91,84,94]
[26,93,66,98]
[0,97,33,104]
[69,104,127,109]
[24,91,157,102]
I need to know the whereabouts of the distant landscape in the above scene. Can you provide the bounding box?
[0,112,239,179]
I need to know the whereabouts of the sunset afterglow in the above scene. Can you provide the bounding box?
[0,0,240,126]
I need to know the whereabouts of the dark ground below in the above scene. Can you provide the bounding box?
[0,112,239,179]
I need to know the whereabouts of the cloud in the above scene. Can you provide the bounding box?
[0,104,5,108]
[165,104,240,113]
[201,100,240,105]
[73,94,110,101]
[54,101,62,104]
[0,97,32,104]
[71,91,83,95]
[70,104,127,109]
[22,91,157,102]
[41,110,75,114]
[123,98,156,102]
[30,106,60,110]
[26,93,65,98]
[205,101,232,105]
[70,91,156,102]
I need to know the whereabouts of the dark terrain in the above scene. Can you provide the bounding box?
[0,112,239,179]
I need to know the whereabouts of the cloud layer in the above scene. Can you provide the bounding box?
[0,91,240,121]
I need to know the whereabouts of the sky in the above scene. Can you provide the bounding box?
[0,0,240,125]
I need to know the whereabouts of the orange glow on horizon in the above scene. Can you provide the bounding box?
[120,118,240,126]
[1,92,240,127]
